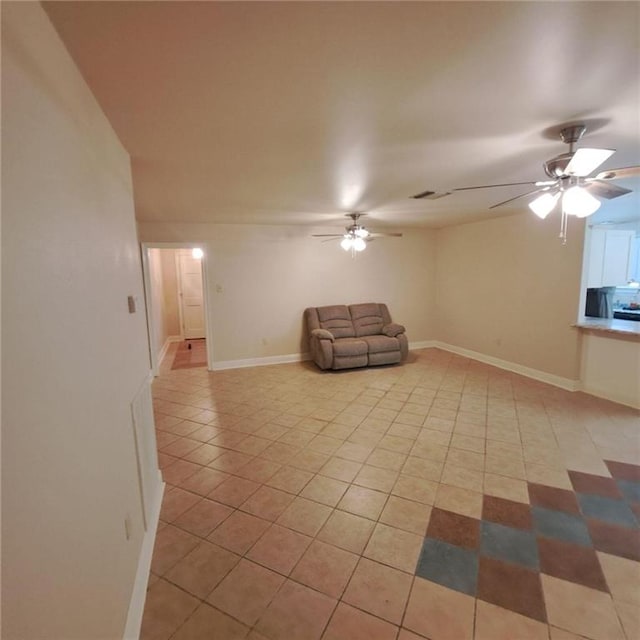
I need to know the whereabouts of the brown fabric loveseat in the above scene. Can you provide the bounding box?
[305,303,408,370]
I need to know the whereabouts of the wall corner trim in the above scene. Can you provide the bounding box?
[433,341,581,392]
[122,476,165,640]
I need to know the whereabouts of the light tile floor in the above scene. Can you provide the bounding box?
[141,348,640,640]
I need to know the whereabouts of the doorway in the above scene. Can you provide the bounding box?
[141,243,213,374]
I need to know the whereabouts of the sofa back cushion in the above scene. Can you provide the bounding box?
[317,305,355,338]
[350,303,386,337]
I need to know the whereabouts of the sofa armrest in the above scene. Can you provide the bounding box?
[311,328,335,342]
[382,323,405,337]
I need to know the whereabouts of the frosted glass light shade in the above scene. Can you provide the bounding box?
[353,237,366,251]
[192,247,204,259]
[529,192,560,219]
[562,186,601,217]
[341,236,353,251]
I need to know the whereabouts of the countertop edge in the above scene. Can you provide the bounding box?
[573,318,640,337]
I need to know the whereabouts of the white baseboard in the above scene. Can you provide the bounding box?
[158,335,182,365]
[210,352,312,371]
[123,475,165,640]
[409,340,437,350]
[432,341,580,392]
[578,383,640,410]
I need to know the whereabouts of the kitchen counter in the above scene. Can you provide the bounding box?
[574,317,640,337]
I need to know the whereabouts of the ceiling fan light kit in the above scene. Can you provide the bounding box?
[413,123,638,244]
[313,213,402,254]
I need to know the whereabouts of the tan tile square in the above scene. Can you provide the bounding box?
[288,449,331,473]
[240,485,294,521]
[265,466,313,494]
[416,428,452,447]
[379,495,432,536]
[446,448,485,472]
[233,435,273,456]
[525,462,573,489]
[165,541,240,598]
[483,473,529,503]
[542,574,625,640]
[338,485,388,520]
[173,499,233,538]
[353,464,399,492]
[484,452,527,480]
[322,602,398,640]
[246,524,311,575]
[260,441,300,464]
[139,578,199,640]
[402,455,444,481]
[171,602,249,640]
[320,456,363,482]
[207,510,270,555]
[207,475,260,507]
[403,577,474,640]
[440,463,484,491]
[276,496,332,536]
[182,443,226,466]
[290,539,359,598]
[208,450,254,473]
[207,559,285,625]
[342,558,412,624]
[162,459,202,486]
[363,523,423,573]
[177,467,230,496]
[367,448,407,471]
[434,484,483,519]
[161,437,202,458]
[474,600,549,640]
[277,429,315,448]
[317,510,376,554]
[549,627,591,640]
[450,433,485,453]
[255,579,336,640]
[308,434,343,455]
[254,423,289,440]
[596,552,640,605]
[379,434,415,454]
[160,487,201,523]
[300,475,349,507]
[392,474,437,505]
[151,524,201,576]
[615,599,640,640]
[410,441,449,462]
[335,441,375,462]
[233,458,282,483]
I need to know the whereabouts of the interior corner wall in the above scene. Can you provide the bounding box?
[434,212,585,382]
[137,222,438,364]
[2,3,159,638]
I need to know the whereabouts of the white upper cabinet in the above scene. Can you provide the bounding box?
[587,229,635,288]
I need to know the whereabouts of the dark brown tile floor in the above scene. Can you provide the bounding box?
[141,348,640,640]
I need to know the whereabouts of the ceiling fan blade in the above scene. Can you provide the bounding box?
[369,232,403,238]
[584,180,633,200]
[564,148,615,177]
[320,237,343,243]
[452,181,538,192]
[594,166,640,181]
[489,187,547,209]
[312,234,344,237]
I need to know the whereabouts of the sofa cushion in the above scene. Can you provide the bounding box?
[361,334,401,353]
[317,305,355,339]
[382,322,405,337]
[332,338,368,357]
[350,303,385,337]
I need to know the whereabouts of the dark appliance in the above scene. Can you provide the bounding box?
[585,287,616,318]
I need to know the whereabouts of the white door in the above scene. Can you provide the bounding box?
[177,250,205,339]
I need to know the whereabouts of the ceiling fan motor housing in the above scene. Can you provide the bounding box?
[543,152,574,179]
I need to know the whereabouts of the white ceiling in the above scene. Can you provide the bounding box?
[44,1,640,229]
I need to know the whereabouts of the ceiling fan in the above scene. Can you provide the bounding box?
[312,213,402,252]
[413,124,639,242]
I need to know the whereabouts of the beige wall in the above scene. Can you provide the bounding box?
[138,222,438,363]
[435,212,585,382]
[160,249,181,337]
[2,4,159,638]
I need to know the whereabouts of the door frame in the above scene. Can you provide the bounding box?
[140,242,213,374]
[175,248,207,341]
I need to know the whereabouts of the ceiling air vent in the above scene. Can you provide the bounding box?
[411,190,451,200]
